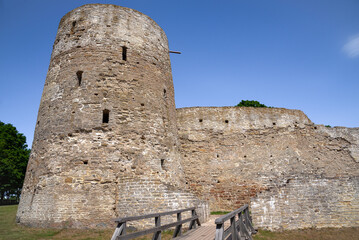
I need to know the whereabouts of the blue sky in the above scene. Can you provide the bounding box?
[0,0,358,147]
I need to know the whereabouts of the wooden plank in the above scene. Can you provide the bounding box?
[244,208,256,234]
[239,212,251,240]
[214,223,224,240]
[173,212,182,237]
[152,216,161,240]
[117,217,198,240]
[230,216,238,240]
[215,205,248,224]
[111,223,124,240]
[114,207,195,223]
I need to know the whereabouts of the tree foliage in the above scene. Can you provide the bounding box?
[0,121,30,200]
[236,100,269,108]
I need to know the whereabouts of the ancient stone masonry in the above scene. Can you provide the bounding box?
[17,4,359,231]
[17,4,208,229]
[177,107,359,230]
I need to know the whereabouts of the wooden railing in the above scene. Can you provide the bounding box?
[214,204,256,240]
[111,207,201,240]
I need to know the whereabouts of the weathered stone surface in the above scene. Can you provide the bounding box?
[17,4,359,231]
[177,107,359,230]
[17,4,208,229]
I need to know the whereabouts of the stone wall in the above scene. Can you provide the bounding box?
[252,176,359,230]
[177,107,359,230]
[17,3,358,231]
[17,4,208,229]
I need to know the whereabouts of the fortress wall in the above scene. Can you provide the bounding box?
[177,107,359,229]
[17,4,208,229]
[16,3,357,230]
[252,176,359,230]
[177,107,311,133]
[117,177,209,225]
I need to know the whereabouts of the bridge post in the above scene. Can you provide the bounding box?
[239,211,251,240]
[189,209,197,229]
[215,223,224,240]
[173,212,182,237]
[152,216,161,240]
[230,215,239,240]
[214,205,256,240]
[111,222,125,240]
[244,208,256,234]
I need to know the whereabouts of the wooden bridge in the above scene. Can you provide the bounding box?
[111,205,256,240]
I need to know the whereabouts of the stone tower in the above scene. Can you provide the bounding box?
[17,4,207,228]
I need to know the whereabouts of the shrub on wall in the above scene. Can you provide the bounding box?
[236,100,270,108]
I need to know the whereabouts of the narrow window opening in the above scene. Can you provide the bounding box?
[83,160,88,165]
[225,120,229,123]
[217,154,220,158]
[141,103,145,106]
[71,21,77,34]
[161,159,165,169]
[272,122,276,126]
[76,71,83,86]
[102,109,110,123]
[163,89,167,98]
[122,46,127,61]
[199,119,203,123]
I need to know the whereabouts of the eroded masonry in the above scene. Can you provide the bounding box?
[17,4,359,230]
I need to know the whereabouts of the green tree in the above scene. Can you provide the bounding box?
[236,100,269,108]
[0,121,30,201]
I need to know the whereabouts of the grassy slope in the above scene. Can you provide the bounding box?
[0,205,174,240]
[0,205,112,240]
[254,228,359,240]
[1,205,358,240]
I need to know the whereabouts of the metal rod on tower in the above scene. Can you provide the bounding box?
[169,50,181,54]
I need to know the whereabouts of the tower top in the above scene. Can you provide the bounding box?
[52,4,169,59]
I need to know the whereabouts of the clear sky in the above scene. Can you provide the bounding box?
[0,0,358,147]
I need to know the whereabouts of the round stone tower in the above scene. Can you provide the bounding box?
[17,4,207,228]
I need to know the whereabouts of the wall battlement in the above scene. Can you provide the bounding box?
[177,107,312,132]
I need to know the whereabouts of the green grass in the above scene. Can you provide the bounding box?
[2,205,358,240]
[210,211,231,215]
[253,230,277,240]
[253,228,359,240]
[0,205,113,240]
[0,205,175,240]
